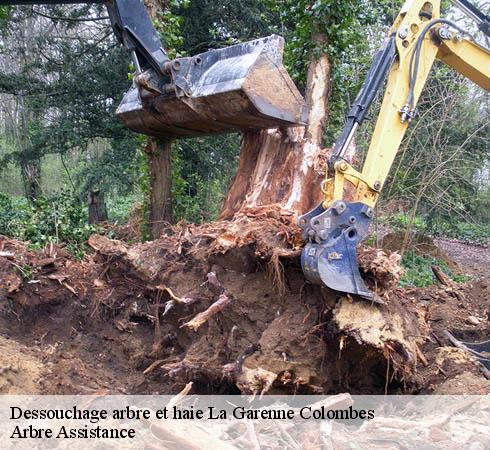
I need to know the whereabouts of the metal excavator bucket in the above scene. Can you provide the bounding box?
[298,201,384,304]
[117,35,307,137]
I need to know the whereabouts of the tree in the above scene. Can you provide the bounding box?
[221,0,379,217]
[0,4,140,201]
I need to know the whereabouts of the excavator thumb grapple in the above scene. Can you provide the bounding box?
[299,201,380,303]
[117,35,307,137]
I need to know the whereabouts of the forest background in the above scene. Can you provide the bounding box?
[0,0,488,284]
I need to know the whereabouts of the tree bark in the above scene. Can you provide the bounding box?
[146,138,173,238]
[220,38,331,219]
[88,190,108,224]
[144,0,173,238]
[20,159,41,202]
[18,94,42,202]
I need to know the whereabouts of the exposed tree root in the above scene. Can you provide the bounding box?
[1,209,488,395]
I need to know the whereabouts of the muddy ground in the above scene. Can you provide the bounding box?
[0,210,488,396]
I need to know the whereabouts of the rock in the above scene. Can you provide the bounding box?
[466,316,480,325]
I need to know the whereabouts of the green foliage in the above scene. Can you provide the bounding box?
[399,250,471,288]
[14,263,36,282]
[74,136,141,197]
[171,135,240,223]
[0,5,11,24]
[382,213,427,232]
[173,0,276,54]
[154,0,188,58]
[429,221,490,246]
[0,192,99,258]
[381,212,489,246]
[264,0,396,144]
[106,193,143,224]
[275,1,372,83]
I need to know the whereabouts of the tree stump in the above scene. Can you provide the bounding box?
[220,40,331,219]
[88,190,108,224]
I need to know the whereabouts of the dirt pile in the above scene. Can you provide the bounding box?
[0,209,488,395]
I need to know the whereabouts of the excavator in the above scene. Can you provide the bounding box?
[2,0,489,367]
[299,0,489,304]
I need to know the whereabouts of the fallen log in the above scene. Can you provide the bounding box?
[432,265,453,286]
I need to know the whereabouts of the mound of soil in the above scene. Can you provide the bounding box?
[0,209,488,395]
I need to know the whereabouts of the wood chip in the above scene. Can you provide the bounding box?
[416,345,428,367]
[156,285,198,305]
[143,359,165,375]
[62,282,77,295]
[167,381,193,409]
[47,273,69,283]
[466,316,480,326]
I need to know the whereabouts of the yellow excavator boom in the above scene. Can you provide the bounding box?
[299,0,490,302]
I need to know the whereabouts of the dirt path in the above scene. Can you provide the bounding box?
[435,238,490,282]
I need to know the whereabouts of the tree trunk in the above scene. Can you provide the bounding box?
[221,38,331,219]
[88,190,108,224]
[144,0,173,238]
[20,159,41,202]
[18,94,42,202]
[146,138,173,238]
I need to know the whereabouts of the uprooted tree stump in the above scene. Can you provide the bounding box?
[83,204,427,395]
[79,47,428,395]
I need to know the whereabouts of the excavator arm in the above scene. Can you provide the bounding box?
[0,0,307,137]
[0,0,170,75]
[299,0,490,303]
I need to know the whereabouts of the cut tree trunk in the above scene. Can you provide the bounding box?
[88,190,108,224]
[220,35,331,218]
[146,138,173,239]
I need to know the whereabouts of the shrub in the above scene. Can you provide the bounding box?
[0,192,100,258]
[381,213,427,232]
[429,221,490,246]
[381,212,489,246]
[399,250,471,288]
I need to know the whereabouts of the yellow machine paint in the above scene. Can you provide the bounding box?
[322,0,490,210]
[300,0,490,302]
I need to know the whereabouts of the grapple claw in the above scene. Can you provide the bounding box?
[298,201,383,304]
